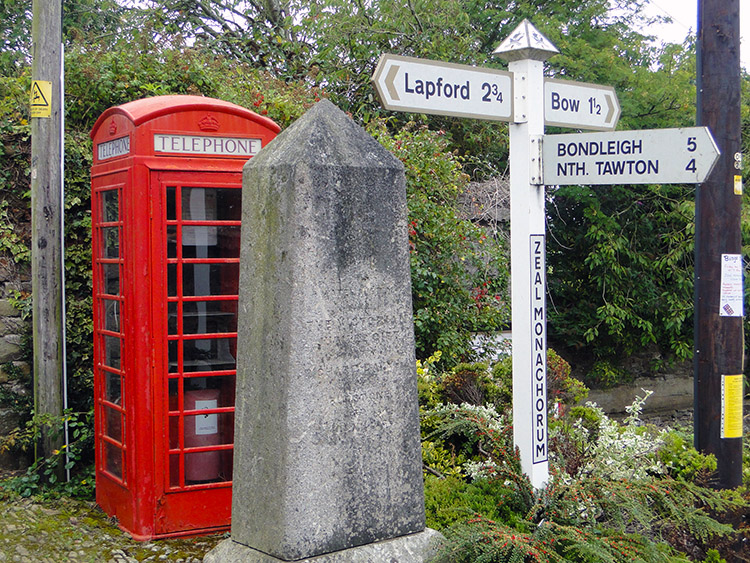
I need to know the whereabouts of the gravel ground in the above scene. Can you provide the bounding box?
[0,495,224,563]
[632,407,696,429]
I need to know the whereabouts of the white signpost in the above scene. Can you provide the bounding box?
[372,19,720,490]
[372,54,514,121]
[493,20,558,489]
[544,78,620,131]
[543,127,719,185]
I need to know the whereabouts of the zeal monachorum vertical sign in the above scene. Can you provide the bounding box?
[373,19,719,489]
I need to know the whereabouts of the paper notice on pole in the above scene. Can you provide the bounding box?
[721,374,743,438]
[719,254,744,317]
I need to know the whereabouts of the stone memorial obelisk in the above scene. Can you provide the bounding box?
[204,100,440,562]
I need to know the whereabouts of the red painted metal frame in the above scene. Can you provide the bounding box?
[90,96,279,540]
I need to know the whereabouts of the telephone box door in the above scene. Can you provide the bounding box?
[153,171,241,532]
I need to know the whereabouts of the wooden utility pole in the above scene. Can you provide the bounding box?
[31,0,64,463]
[694,0,743,488]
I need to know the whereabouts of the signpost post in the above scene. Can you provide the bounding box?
[492,21,559,489]
[372,18,722,491]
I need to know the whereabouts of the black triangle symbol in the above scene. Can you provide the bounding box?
[31,82,49,107]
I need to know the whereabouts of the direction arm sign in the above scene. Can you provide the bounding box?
[542,127,720,185]
[544,78,620,131]
[372,54,514,122]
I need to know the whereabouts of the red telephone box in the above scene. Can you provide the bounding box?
[89,95,280,540]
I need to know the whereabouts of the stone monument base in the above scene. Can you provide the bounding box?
[203,529,444,563]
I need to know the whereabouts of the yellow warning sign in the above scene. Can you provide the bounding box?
[30,80,51,118]
[722,374,743,438]
[734,175,743,196]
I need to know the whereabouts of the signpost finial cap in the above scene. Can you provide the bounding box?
[493,19,559,62]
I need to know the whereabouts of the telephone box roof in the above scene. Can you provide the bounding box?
[90,95,281,139]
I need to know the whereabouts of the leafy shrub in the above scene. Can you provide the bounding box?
[421,403,527,490]
[702,549,727,563]
[0,410,94,500]
[424,475,531,532]
[547,349,588,410]
[489,355,513,409]
[490,349,584,414]
[586,359,633,389]
[435,517,694,563]
[440,362,491,406]
[561,391,667,481]
[427,390,746,562]
[659,430,717,483]
[547,181,698,365]
[416,351,443,409]
[421,401,535,533]
[421,440,467,480]
[369,119,510,365]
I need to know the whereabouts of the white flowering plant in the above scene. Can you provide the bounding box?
[559,390,667,482]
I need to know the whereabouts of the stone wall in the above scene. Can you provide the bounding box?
[586,371,694,415]
[569,345,695,415]
[0,255,32,470]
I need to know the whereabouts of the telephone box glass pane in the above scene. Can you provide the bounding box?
[102,227,119,258]
[168,263,177,297]
[167,226,177,258]
[103,335,121,369]
[101,190,119,222]
[104,407,123,442]
[182,264,239,296]
[182,338,236,372]
[182,226,240,258]
[168,341,179,373]
[168,302,178,335]
[105,372,122,404]
[161,182,243,495]
[167,377,235,422]
[181,188,241,221]
[169,454,181,488]
[102,264,120,296]
[184,451,232,484]
[181,376,235,408]
[216,189,242,220]
[183,413,233,445]
[104,300,121,333]
[168,413,180,449]
[166,186,176,221]
[104,441,123,479]
[182,188,216,221]
[182,301,238,334]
